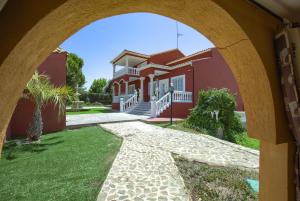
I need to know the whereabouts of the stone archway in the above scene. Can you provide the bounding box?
[0,0,295,200]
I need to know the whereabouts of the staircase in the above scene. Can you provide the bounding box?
[126,102,151,116]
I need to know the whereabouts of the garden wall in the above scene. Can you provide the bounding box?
[6,51,67,139]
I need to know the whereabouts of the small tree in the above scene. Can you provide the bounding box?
[89,78,107,94]
[24,72,73,141]
[66,53,85,91]
[186,88,244,142]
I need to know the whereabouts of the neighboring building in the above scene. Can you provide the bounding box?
[6,48,67,139]
[111,48,243,118]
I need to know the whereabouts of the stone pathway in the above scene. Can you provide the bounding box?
[66,113,149,127]
[97,121,259,201]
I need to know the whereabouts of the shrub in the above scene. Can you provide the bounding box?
[79,92,111,104]
[186,88,245,142]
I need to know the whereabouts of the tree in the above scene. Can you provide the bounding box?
[24,72,73,141]
[89,78,107,94]
[66,53,85,91]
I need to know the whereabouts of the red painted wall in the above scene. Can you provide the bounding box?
[149,49,185,65]
[159,102,193,118]
[6,52,67,139]
[128,79,140,91]
[192,48,244,110]
[168,49,212,66]
[112,103,120,110]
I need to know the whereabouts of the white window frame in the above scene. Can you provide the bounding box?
[128,84,135,94]
[171,74,186,92]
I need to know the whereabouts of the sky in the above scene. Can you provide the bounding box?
[60,13,214,89]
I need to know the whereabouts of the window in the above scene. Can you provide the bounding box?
[171,75,185,91]
[128,84,135,94]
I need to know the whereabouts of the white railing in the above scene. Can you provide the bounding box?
[114,67,140,78]
[173,91,193,102]
[151,91,193,117]
[113,94,133,103]
[152,92,171,117]
[120,91,138,112]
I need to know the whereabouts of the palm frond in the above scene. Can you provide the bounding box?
[26,71,73,117]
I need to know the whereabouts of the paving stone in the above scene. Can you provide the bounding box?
[97,121,259,201]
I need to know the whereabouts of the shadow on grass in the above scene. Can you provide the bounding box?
[3,137,64,160]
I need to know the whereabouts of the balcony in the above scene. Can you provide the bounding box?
[113,67,140,79]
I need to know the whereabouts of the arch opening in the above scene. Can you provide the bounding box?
[0,1,294,200]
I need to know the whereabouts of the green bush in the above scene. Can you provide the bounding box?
[186,88,245,142]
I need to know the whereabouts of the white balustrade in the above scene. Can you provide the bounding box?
[127,67,139,76]
[114,67,140,78]
[151,91,193,117]
[173,91,192,102]
[120,91,138,112]
[152,92,171,117]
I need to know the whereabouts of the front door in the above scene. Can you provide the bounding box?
[159,79,169,98]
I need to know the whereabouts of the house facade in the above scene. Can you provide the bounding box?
[111,48,243,118]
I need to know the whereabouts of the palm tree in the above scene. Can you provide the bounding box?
[24,72,73,141]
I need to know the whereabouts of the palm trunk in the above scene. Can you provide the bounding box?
[27,105,43,141]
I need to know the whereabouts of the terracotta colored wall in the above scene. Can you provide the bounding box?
[112,103,119,110]
[128,79,140,90]
[6,52,67,139]
[169,50,212,66]
[159,102,193,118]
[120,81,125,94]
[140,67,155,77]
[113,84,118,96]
[193,48,244,111]
[149,49,185,65]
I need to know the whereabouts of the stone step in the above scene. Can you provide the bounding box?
[125,102,152,116]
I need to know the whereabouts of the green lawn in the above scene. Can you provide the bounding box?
[66,107,110,115]
[0,127,122,201]
[151,121,260,150]
[235,132,260,150]
[174,154,258,201]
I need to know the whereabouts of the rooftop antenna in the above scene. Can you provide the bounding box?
[176,21,183,49]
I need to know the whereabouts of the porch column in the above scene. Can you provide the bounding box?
[112,64,116,78]
[149,74,154,100]
[140,77,145,102]
[125,81,128,95]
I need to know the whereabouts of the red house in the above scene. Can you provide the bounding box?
[111,48,243,118]
[6,48,67,139]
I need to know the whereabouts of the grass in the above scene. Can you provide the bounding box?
[173,154,258,201]
[0,126,122,201]
[235,132,260,150]
[66,107,111,115]
[151,121,260,150]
